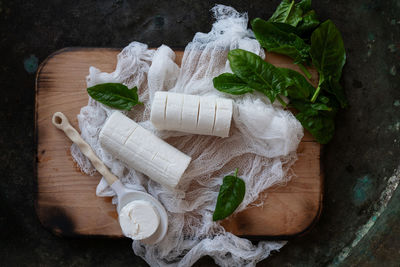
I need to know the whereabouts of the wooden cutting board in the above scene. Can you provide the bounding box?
[35,47,322,238]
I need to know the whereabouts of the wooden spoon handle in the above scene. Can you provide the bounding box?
[52,112,118,186]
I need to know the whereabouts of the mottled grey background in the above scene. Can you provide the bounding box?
[0,0,399,266]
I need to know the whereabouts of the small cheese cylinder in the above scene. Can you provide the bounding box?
[150,92,233,138]
[150,91,168,129]
[197,96,216,135]
[165,92,184,129]
[213,98,233,138]
[99,112,191,188]
[181,94,200,132]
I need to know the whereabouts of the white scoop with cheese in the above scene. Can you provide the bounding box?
[52,112,168,244]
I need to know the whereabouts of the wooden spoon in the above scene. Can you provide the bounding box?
[51,112,168,244]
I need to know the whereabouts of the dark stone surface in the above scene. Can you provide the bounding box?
[0,0,399,266]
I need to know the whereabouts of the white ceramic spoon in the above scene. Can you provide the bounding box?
[52,112,168,244]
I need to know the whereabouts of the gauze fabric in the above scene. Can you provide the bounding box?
[71,5,303,267]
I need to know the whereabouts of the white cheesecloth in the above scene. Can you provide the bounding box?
[71,5,304,267]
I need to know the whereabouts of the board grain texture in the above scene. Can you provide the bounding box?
[35,48,322,238]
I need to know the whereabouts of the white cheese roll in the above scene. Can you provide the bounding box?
[150,91,233,138]
[99,111,191,188]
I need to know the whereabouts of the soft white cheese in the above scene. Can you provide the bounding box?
[150,92,233,138]
[99,112,191,188]
[119,200,160,240]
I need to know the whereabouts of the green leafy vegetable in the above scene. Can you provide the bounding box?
[297,10,320,34]
[310,20,346,105]
[252,18,310,64]
[214,49,315,106]
[297,0,311,11]
[310,20,346,79]
[251,18,312,78]
[325,78,347,108]
[227,49,288,104]
[212,73,253,95]
[270,22,300,35]
[278,67,315,99]
[291,98,336,144]
[213,168,245,221]
[268,0,305,26]
[87,83,141,110]
[268,0,319,35]
[213,49,344,144]
[214,1,347,144]
[252,0,320,77]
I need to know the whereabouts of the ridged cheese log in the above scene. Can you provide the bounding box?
[99,111,191,188]
[150,92,233,138]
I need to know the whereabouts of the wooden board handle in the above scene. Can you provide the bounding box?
[52,112,118,186]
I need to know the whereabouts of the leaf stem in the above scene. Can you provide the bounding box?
[277,96,287,107]
[311,78,323,102]
[297,63,312,79]
[234,168,239,177]
[282,0,295,23]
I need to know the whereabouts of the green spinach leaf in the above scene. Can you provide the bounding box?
[213,1,346,144]
[296,10,320,34]
[310,20,346,80]
[87,83,141,110]
[214,50,316,106]
[268,0,319,35]
[296,111,335,144]
[278,67,315,99]
[326,78,347,107]
[227,49,287,103]
[213,49,344,144]
[310,20,346,104]
[213,168,245,221]
[268,0,305,26]
[213,73,253,95]
[270,22,300,35]
[291,99,336,144]
[252,18,311,65]
[251,18,312,78]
